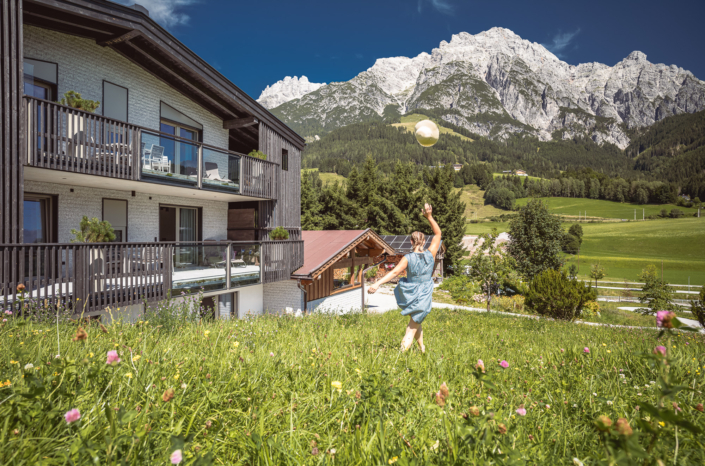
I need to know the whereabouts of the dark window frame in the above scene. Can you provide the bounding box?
[23,57,59,101]
[282,148,289,171]
[23,192,58,243]
[102,198,128,242]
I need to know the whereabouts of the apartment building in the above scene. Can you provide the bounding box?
[0,0,305,319]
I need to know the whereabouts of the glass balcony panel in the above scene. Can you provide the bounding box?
[171,244,228,294]
[141,131,198,185]
[202,148,240,192]
[228,243,261,287]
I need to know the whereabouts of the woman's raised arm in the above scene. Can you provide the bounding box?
[422,203,442,258]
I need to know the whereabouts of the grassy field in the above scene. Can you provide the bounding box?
[465,217,705,285]
[2,305,704,464]
[493,173,544,182]
[302,168,348,185]
[393,114,473,142]
[456,185,507,219]
[515,197,696,220]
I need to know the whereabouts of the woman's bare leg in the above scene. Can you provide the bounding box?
[414,324,425,353]
[401,318,421,351]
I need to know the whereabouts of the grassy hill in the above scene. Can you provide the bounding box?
[301,168,347,185]
[514,197,695,220]
[392,114,473,142]
[466,217,705,285]
[457,185,506,219]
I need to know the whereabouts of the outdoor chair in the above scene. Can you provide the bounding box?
[204,161,231,183]
[149,146,170,172]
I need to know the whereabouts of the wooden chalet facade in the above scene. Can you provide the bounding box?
[0,0,305,319]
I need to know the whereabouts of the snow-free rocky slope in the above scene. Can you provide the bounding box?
[263,28,705,148]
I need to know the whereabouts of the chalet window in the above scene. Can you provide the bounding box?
[23,58,57,100]
[282,149,288,171]
[103,81,128,121]
[103,199,127,242]
[332,252,363,292]
[159,102,203,176]
[23,193,57,243]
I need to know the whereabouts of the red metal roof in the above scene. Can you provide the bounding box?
[292,230,368,278]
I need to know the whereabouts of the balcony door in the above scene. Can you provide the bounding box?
[159,102,203,178]
[159,205,199,267]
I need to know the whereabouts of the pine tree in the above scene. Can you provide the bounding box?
[424,165,466,274]
[301,172,323,230]
[390,162,423,232]
[320,182,361,230]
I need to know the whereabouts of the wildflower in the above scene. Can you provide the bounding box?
[64,409,81,424]
[545,404,551,410]
[17,284,25,293]
[500,360,509,369]
[132,355,141,362]
[162,388,175,402]
[656,310,676,329]
[24,363,34,371]
[125,373,133,379]
[72,327,88,342]
[498,423,507,434]
[435,391,446,407]
[181,383,187,389]
[331,381,342,390]
[233,342,239,347]
[174,374,179,380]
[170,449,182,464]
[475,359,485,372]
[583,347,590,354]
[573,459,585,466]
[695,403,703,413]
[106,350,121,365]
[5,310,12,315]
[615,418,633,436]
[10,360,18,365]
[653,346,667,357]
[270,352,274,357]
[595,415,612,431]
[560,348,565,353]
[516,405,527,416]
[606,400,613,406]
[388,456,399,464]
[439,382,449,398]
[311,447,319,456]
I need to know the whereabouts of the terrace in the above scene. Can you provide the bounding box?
[0,240,303,315]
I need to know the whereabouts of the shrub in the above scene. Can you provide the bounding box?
[562,233,580,254]
[669,208,684,218]
[59,90,100,112]
[248,149,268,161]
[269,226,290,240]
[70,216,116,243]
[492,295,525,313]
[438,274,480,305]
[582,300,601,318]
[691,287,705,327]
[525,269,595,320]
[568,224,583,244]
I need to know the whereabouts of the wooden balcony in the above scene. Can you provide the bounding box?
[0,240,303,316]
[24,96,279,200]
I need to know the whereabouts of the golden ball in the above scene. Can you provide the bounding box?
[414,120,440,147]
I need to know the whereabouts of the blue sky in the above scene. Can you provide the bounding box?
[121,0,705,100]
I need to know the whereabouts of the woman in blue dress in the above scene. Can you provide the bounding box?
[368,204,442,353]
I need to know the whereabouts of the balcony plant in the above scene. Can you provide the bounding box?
[59,91,100,113]
[270,226,289,241]
[71,216,116,243]
[248,150,268,161]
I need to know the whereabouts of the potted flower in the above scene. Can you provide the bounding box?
[71,216,116,292]
[60,91,100,158]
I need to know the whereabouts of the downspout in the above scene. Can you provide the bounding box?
[296,279,308,315]
[361,255,388,314]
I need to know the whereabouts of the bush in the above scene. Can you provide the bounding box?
[568,224,583,244]
[582,300,601,318]
[270,226,290,240]
[248,149,268,161]
[525,269,595,320]
[669,208,684,218]
[492,295,525,313]
[562,233,580,255]
[438,274,480,305]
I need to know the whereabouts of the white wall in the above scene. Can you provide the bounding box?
[25,180,228,242]
[307,288,363,314]
[23,26,229,149]
[239,284,264,317]
[263,280,304,314]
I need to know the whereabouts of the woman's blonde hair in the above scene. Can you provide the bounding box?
[411,231,425,250]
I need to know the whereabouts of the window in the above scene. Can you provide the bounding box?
[23,58,57,100]
[159,102,202,176]
[282,149,289,171]
[158,205,199,242]
[103,199,127,242]
[23,193,56,243]
[332,252,364,292]
[103,81,128,121]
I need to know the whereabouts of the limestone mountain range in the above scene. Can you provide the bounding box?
[258,28,705,148]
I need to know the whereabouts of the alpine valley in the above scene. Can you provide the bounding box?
[258,27,705,149]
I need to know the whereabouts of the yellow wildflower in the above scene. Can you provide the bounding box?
[132,355,141,362]
[174,374,180,380]
[233,342,239,348]
[125,373,133,379]
[89,352,94,358]
[331,381,342,390]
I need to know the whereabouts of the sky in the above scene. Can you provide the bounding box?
[118,0,705,100]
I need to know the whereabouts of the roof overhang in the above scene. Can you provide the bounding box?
[292,229,395,280]
[22,0,306,150]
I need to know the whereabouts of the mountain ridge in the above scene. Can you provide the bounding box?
[261,27,705,148]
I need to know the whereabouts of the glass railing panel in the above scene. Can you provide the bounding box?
[202,148,240,192]
[228,243,261,287]
[141,131,198,185]
[171,243,228,294]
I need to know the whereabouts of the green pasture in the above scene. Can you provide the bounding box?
[1,307,703,464]
[515,197,695,220]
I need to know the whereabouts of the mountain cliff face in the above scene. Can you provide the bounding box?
[257,76,326,109]
[263,28,705,148]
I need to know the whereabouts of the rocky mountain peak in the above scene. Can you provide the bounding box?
[257,75,325,109]
[625,50,648,61]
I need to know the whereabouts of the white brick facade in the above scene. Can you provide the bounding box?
[24,180,228,243]
[263,280,304,314]
[23,26,229,149]
[307,288,363,314]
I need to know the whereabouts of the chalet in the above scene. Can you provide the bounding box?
[452,164,463,172]
[291,230,395,313]
[515,170,528,177]
[0,0,305,320]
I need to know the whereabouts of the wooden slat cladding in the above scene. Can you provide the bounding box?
[24,96,140,180]
[261,240,304,284]
[241,155,278,199]
[0,242,171,316]
[258,122,302,230]
[1,0,24,243]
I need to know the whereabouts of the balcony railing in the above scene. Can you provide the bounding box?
[24,96,279,199]
[0,240,303,315]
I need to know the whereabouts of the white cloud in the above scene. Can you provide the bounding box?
[115,0,197,28]
[542,29,581,58]
[417,0,455,15]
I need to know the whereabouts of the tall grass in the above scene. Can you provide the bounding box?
[1,304,703,464]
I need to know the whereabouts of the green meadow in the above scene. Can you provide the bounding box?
[514,197,696,220]
[2,308,704,464]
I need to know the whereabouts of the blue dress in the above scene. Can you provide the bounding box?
[394,250,434,323]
